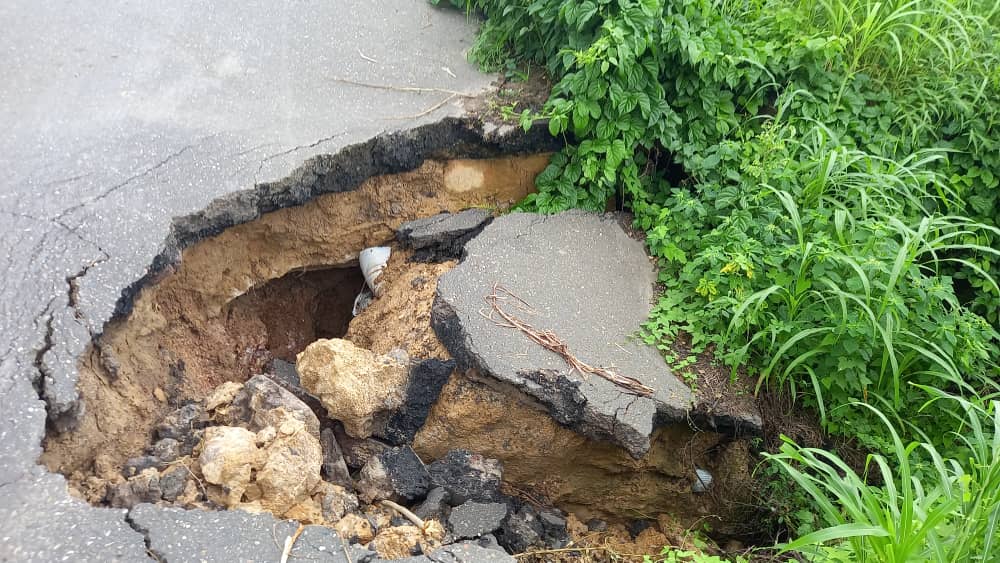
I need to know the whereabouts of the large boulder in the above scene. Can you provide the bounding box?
[296,338,409,438]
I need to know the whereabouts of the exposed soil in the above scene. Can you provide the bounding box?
[41,149,793,560]
[42,154,550,477]
[467,66,553,125]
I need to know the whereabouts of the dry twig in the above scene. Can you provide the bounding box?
[279,523,305,563]
[481,284,655,397]
[380,500,426,529]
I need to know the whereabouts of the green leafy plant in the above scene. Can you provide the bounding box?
[766,390,1000,561]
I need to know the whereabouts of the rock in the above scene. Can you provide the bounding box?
[397,209,493,262]
[370,524,444,559]
[197,426,259,506]
[537,509,569,548]
[203,381,243,412]
[159,466,188,502]
[266,358,326,413]
[413,487,452,522]
[382,359,455,446]
[297,338,410,438]
[496,505,543,553]
[255,417,323,515]
[448,502,507,539]
[123,455,163,477]
[586,518,608,532]
[426,541,518,562]
[627,519,654,538]
[427,449,502,505]
[431,211,696,457]
[151,437,181,464]
[320,484,360,523]
[333,422,388,470]
[335,513,375,544]
[320,428,353,486]
[225,374,321,440]
[107,469,162,508]
[283,497,325,525]
[156,403,209,441]
[356,446,431,504]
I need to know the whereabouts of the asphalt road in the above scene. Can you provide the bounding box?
[0,1,495,560]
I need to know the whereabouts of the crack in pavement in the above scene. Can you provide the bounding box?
[252,131,347,185]
[55,144,197,221]
[124,510,163,562]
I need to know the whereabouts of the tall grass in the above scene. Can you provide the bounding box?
[767,390,1000,561]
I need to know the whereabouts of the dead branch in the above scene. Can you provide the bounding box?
[482,283,655,397]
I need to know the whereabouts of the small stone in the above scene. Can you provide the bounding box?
[153,387,167,403]
[159,466,188,502]
[427,449,502,505]
[626,519,654,539]
[204,381,243,412]
[176,479,201,506]
[296,338,409,438]
[497,506,543,553]
[256,426,277,445]
[334,513,374,544]
[198,426,259,507]
[107,469,162,508]
[266,359,324,412]
[156,403,208,441]
[255,416,323,515]
[226,374,321,440]
[413,487,451,522]
[586,518,608,532]
[283,497,325,525]
[333,423,387,470]
[355,446,431,504]
[123,455,163,477]
[152,438,181,464]
[448,501,508,539]
[410,276,427,290]
[320,428,352,486]
[320,484,359,523]
[538,509,569,548]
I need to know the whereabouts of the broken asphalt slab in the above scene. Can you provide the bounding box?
[432,211,695,457]
[0,0,553,560]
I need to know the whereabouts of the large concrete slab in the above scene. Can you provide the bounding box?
[0,0,546,559]
[432,211,693,457]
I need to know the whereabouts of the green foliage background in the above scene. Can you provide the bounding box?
[457,0,1000,455]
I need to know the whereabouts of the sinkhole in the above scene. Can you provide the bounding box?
[37,125,766,559]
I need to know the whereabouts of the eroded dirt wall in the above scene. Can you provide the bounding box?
[42,155,550,476]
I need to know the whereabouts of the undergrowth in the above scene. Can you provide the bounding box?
[451,0,1000,452]
[436,0,1000,559]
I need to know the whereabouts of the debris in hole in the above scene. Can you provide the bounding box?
[353,245,391,316]
[692,467,713,493]
[296,337,409,438]
[397,208,493,262]
[449,501,508,539]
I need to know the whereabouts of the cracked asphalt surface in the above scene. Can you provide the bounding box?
[1,1,496,560]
